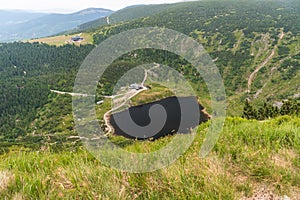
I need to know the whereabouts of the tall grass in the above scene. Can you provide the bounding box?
[0,116,299,199]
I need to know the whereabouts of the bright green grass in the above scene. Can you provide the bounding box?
[0,116,299,199]
[131,83,175,106]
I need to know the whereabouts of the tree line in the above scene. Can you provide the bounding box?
[243,99,300,120]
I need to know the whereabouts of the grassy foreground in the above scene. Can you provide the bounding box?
[0,116,299,199]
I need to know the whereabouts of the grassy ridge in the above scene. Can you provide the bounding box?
[0,116,299,199]
[77,4,174,31]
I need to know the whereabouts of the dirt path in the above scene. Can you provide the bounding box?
[103,87,148,134]
[50,90,94,97]
[50,64,160,135]
[0,171,13,192]
[247,31,285,93]
[103,64,160,134]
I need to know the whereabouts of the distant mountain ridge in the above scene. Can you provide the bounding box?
[0,10,46,26]
[0,8,113,42]
[76,4,174,31]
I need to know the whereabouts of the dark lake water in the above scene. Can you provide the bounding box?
[110,96,210,139]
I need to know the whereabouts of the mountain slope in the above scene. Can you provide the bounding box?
[0,10,46,26]
[0,2,299,198]
[0,8,113,42]
[76,4,174,31]
[89,0,300,114]
[0,0,299,137]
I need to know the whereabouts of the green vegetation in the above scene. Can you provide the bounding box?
[0,1,299,198]
[0,42,94,138]
[130,83,175,106]
[1,0,299,137]
[87,0,300,115]
[77,4,173,31]
[0,117,299,199]
[243,99,300,120]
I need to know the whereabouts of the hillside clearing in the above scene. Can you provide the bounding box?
[27,33,93,46]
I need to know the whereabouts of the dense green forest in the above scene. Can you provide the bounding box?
[243,99,300,120]
[0,43,94,138]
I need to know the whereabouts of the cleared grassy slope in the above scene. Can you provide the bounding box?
[27,33,93,46]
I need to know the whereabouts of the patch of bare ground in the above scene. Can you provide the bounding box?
[271,149,297,170]
[12,193,23,200]
[0,170,14,192]
[52,167,75,190]
[240,185,290,200]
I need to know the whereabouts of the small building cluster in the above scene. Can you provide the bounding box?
[129,83,143,90]
[71,36,84,42]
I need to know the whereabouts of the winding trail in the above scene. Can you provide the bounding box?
[103,64,160,134]
[50,64,160,135]
[247,31,285,93]
[106,16,110,25]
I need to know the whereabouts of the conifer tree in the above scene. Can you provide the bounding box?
[243,100,257,119]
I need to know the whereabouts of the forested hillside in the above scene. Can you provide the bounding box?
[0,43,94,138]
[0,0,299,138]
[0,1,299,198]
[88,0,299,113]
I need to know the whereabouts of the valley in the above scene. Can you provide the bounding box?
[0,0,299,199]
